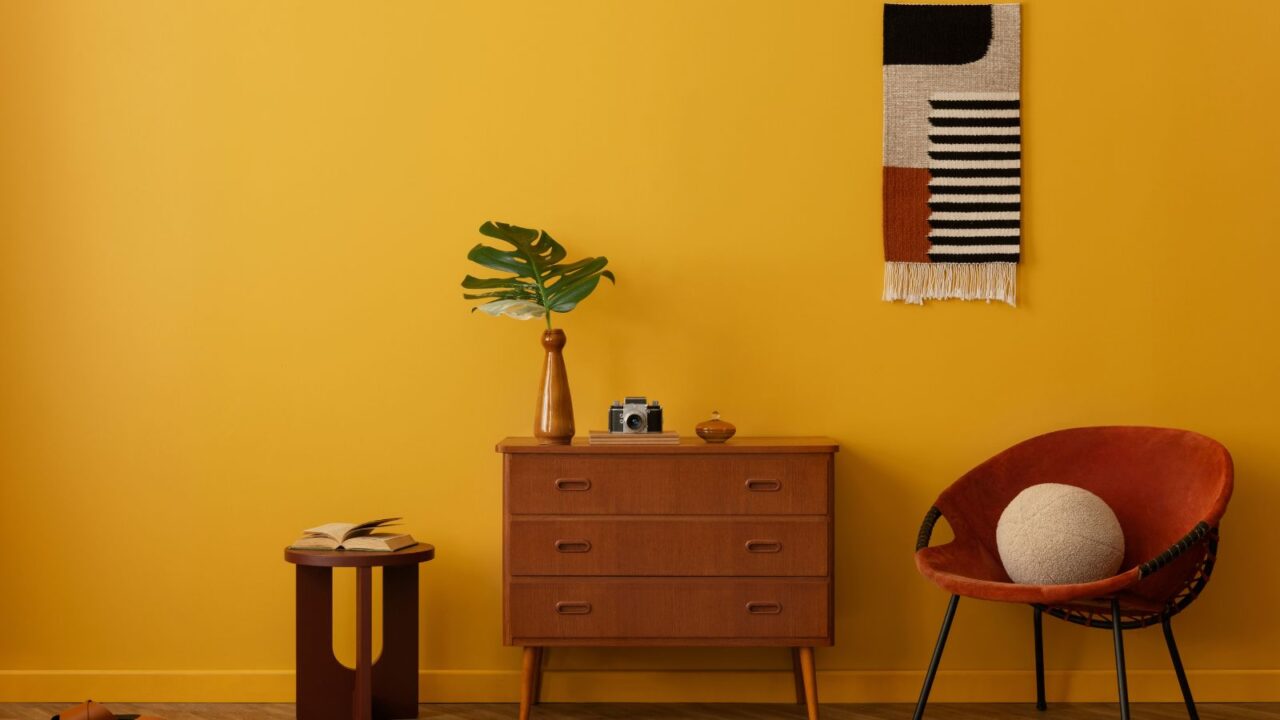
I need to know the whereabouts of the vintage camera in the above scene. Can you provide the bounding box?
[608,396,664,433]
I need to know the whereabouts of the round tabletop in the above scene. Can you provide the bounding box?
[284,543,435,567]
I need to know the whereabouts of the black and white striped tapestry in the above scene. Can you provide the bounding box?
[927,92,1021,263]
[882,4,1021,305]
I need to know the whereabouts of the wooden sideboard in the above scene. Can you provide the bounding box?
[497,436,839,720]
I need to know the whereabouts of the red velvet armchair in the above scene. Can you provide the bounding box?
[912,427,1233,720]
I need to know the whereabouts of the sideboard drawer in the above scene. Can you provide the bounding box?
[508,517,828,576]
[507,578,830,642]
[506,454,829,515]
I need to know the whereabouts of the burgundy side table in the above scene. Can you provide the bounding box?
[285,544,435,720]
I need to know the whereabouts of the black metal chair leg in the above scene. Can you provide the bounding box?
[1034,606,1047,711]
[1111,598,1131,720]
[913,594,960,720]
[1162,614,1200,720]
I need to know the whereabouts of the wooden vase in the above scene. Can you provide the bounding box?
[534,328,574,444]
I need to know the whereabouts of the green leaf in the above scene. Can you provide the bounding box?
[467,244,533,277]
[545,262,612,312]
[473,222,561,281]
[461,275,534,290]
[462,290,534,301]
[546,268,600,300]
[547,274,602,313]
[478,221,539,247]
[542,257,596,278]
[531,230,567,265]
[545,256,608,283]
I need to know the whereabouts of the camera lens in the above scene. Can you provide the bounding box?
[625,413,645,430]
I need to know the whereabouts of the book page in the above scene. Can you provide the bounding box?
[343,533,415,551]
[290,535,341,550]
[302,522,357,541]
[342,517,402,540]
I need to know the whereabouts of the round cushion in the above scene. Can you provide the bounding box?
[996,483,1125,585]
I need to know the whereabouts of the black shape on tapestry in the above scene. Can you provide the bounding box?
[883,5,994,65]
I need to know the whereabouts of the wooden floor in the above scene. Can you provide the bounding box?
[2,704,1278,720]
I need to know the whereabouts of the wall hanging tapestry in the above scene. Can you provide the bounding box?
[882,3,1021,306]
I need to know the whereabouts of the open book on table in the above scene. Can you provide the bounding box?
[289,517,416,552]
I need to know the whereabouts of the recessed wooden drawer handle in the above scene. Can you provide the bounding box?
[745,539,782,553]
[554,478,591,491]
[745,478,782,492]
[555,601,592,615]
[554,539,592,553]
[746,601,783,615]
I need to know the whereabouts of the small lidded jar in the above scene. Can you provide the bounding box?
[695,411,736,443]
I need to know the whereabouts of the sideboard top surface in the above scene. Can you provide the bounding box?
[496,436,839,455]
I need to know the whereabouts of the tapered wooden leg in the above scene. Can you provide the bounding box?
[520,646,539,720]
[798,646,819,720]
[531,647,546,705]
[791,647,806,704]
[354,567,373,720]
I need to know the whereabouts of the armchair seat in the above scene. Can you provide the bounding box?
[916,541,1138,606]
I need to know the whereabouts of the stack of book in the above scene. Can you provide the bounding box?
[587,431,681,446]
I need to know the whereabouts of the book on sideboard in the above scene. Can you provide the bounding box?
[587,430,681,445]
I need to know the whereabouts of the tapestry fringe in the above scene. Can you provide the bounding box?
[882,262,1017,307]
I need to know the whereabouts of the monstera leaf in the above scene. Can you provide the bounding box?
[462,221,614,327]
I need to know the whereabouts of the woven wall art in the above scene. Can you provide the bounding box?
[882,3,1021,306]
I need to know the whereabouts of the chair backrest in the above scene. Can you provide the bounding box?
[937,427,1233,590]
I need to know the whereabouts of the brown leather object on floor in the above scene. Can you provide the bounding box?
[52,701,163,720]
[52,702,116,720]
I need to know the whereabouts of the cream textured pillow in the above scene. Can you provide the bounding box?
[996,483,1125,585]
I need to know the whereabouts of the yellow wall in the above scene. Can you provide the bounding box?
[3,0,1279,703]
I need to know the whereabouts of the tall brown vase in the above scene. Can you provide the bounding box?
[534,328,574,444]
